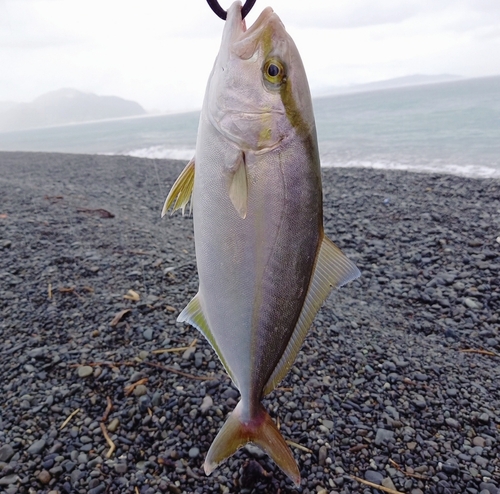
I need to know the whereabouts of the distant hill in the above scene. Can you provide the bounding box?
[0,89,146,132]
[315,74,463,98]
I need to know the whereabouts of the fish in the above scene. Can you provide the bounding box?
[162,1,360,485]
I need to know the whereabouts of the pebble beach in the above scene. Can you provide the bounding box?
[1,151,499,494]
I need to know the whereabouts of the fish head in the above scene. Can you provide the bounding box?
[206,1,315,153]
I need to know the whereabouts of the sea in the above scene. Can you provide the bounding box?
[1,75,499,178]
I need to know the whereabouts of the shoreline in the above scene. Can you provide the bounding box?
[1,148,500,180]
[1,151,499,493]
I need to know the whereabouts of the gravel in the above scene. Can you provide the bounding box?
[1,151,499,493]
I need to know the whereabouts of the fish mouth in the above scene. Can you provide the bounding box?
[224,2,284,59]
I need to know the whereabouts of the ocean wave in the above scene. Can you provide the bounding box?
[321,159,500,179]
[125,146,195,161]
[117,146,500,179]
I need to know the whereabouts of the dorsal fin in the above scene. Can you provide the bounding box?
[263,235,360,395]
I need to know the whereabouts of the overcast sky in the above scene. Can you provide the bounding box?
[1,0,500,112]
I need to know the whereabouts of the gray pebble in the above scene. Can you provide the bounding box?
[365,470,383,484]
[318,445,327,466]
[133,384,148,397]
[0,475,19,487]
[182,347,196,360]
[188,447,200,458]
[108,418,120,432]
[115,463,128,474]
[375,429,395,445]
[0,444,15,462]
[200,395,213,413]
[321,419,334,430]
[78,365,93,378]
[27,439,46,455]
[445,417,460,429]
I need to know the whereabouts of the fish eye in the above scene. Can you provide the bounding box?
[267,63,280,77]
[263,59,286,87]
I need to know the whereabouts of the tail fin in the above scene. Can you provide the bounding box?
[204,401,300,486]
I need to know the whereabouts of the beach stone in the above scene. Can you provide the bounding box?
[88,485,106,494]
[143,328,153,340]
[78,366,93,378]
[413,395,427,409]
[0,444,15,462]
[473,436,486,447]
[37,469,51,484]
[200,395,213,413]
[182,347,196,360]
[445,417,460,429]
[115,463,128,474]
[321,419,334,430]
[464,297,481,309]
[245,444,265,459]
[375,429,394,445]
[194,352,203,367]
[442,459,460,475]
[382,477,397,490]
[318,445,327,466]
[152,391,163,406]
[478,413,490,424]
[27,439,46,455]
[365,470,383,484]
[133,384,148,397]
[108,418,120,432]
[0,475,19,486]
[188,447,199,458]
[480,483,499,494]
[475,456,489,468]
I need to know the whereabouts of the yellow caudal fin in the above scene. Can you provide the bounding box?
[161,157,195,217]
[204,401,300,486]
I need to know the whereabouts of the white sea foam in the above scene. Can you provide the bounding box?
[321,159,500,179]
[121,146,500,180]
[125,146,195,161]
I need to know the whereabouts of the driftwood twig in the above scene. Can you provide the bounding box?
[460,348,498,357]
[124,378,148,397]
[60,408,80,430]
[143,361,215,381]
[286,440,312,453]
[351,476,404,494]
[100,422,116,458]
[388,458,428,480]
[102,396,113,422]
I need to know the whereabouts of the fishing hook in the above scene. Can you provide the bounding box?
[206,0,257,20]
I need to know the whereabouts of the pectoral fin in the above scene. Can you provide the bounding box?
[161,157,195,217]
[228,153,248,219]
[178,294,236,385]
[263,235,360,395]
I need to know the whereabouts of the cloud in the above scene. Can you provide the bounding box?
[0,0,499,111]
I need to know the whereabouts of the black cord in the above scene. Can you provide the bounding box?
[206,0,257,20]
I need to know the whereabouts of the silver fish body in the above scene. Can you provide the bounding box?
[163,1,359,485]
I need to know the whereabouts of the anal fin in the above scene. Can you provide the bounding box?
[177,293,236,384]
[263,235,360,395]
[162,157,195,216]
